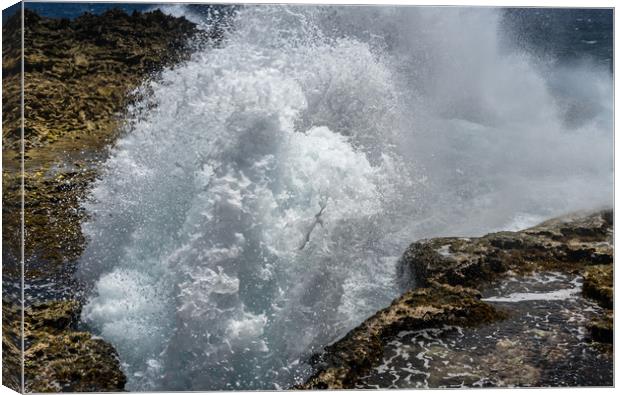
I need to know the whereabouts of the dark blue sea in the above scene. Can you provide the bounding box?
[3,3,613,70]
[30,1,154,16]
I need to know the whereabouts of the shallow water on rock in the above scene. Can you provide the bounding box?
[355,272,612,388]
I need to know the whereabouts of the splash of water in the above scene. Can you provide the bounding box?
[79,5,612,391]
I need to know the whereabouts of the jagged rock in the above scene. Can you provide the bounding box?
[302,210,613,389]
[3,8,212,279]
[3,8,208,392]
[25,332,126,392]
[398,209,613,348]
[587,311,613,344]
[300,283,505,389]
[25,300,81,333]
[5,8,206,153]
[399,209,613,289]
[3,300,127,392]
[582,264,613,309]
[2,302,22,392]
[23,301,126,392]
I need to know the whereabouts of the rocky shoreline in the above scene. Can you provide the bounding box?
[2,7,614,392]
[4,8,203,280]
[301,209,613,389]
[3,8,206,392]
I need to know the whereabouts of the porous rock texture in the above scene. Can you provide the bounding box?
[301,209,613,389]
[2,8,209,392]
[22,301,127,392]
[300,283,505,389]
[3,8,204,278]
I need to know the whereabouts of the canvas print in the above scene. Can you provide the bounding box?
[1,1,614,392]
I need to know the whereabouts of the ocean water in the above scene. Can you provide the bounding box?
[61,5,613,391]
[17,3,614,68]
[23,2,153,18]
[20,2,232,21]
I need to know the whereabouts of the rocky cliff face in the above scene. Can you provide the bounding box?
[2,8,208,392]
[301,209,613,389]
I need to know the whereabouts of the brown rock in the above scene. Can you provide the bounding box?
[302,210,614,389]
[582,264,613,309]
[25,332,126,392]
[23,301,127,392]
[299,283,505,389]
[3,9,206,391]
[399,209,613,290]
[587,311,613,344]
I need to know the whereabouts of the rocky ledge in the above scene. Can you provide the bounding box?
[23,301,126,392]
[301,283,506,389]
[3,300,127,392]
[4,8,207,279]
[3,8,210,392]
[301,209,613,389]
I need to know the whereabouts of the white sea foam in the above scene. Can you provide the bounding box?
[482,274,582,303]
[79,6,612,390]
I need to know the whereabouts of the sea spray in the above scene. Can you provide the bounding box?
[80,6,413,390]
[79,5,612,391]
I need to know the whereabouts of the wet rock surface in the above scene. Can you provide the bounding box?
[23,301,127,392]
[2,8,208,392]
[400,209,613,289]
[356,273,611,388]
[583,264,613,309]
[2,300,127,392]
[2,302,22,392]
[299,283,506,389]
[1,7,614,392]
[301,210,613,389]
[3,8,205,284]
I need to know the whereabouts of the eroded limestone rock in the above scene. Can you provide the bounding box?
[301,210,613,389]
[399,209,612,289]
[24,301,126,392]
[583,264,613,309]
[300,283,505,389]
